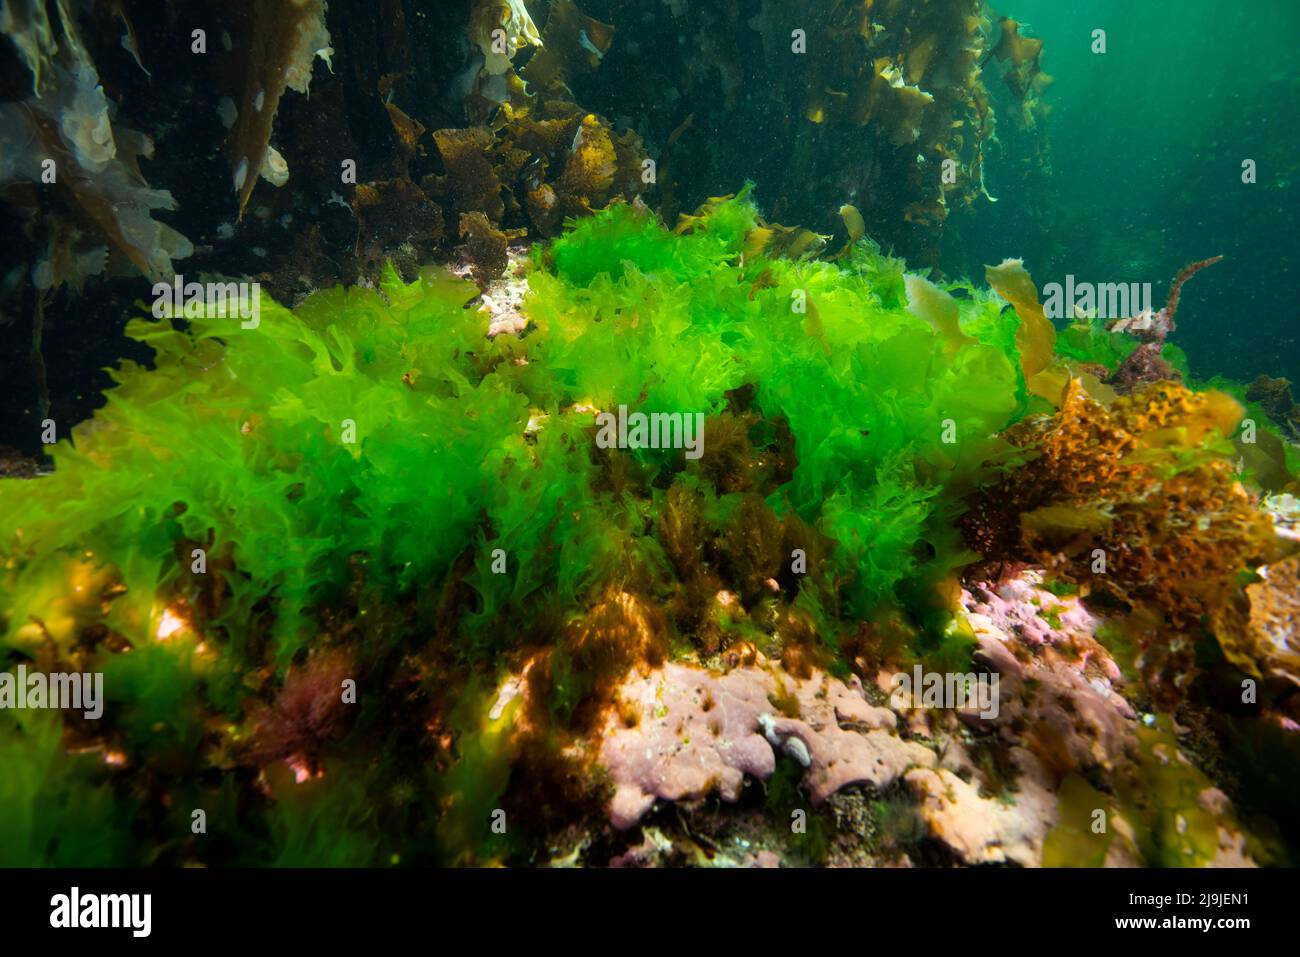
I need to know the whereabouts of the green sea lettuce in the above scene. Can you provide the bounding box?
[0,188,1039,864]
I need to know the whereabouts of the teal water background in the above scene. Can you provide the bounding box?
[955,0,1299,386]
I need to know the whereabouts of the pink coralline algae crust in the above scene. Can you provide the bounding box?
[601,663,774,829]
[962,573,1102,652]
[599,660,934,830]
[960,575,1135,776]
[905,750,1058,867]
[968,622,1136,776]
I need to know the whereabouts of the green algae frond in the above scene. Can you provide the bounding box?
[2,190,1029,663]
[0,189,1045,864]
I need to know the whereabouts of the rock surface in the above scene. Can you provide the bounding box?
[599,660,935,829]
[905,750,1058,867]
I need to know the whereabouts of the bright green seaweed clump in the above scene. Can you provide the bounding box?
[1,264,528,660]
[0,189,1032,864]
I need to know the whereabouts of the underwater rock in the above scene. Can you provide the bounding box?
[598,658,934,829]
[962,594,1136,780]
[905,751,1057,867]
[1043,719,1262,868]
[0,446,42,478]
[608,826,676,867]
[962,571,1103,650]
[1264,493,1300,543]
[600,662,775,829]
[474,246,533,336]
[1195,789,1258,868]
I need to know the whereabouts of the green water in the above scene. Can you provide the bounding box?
[959,0,1300,384]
